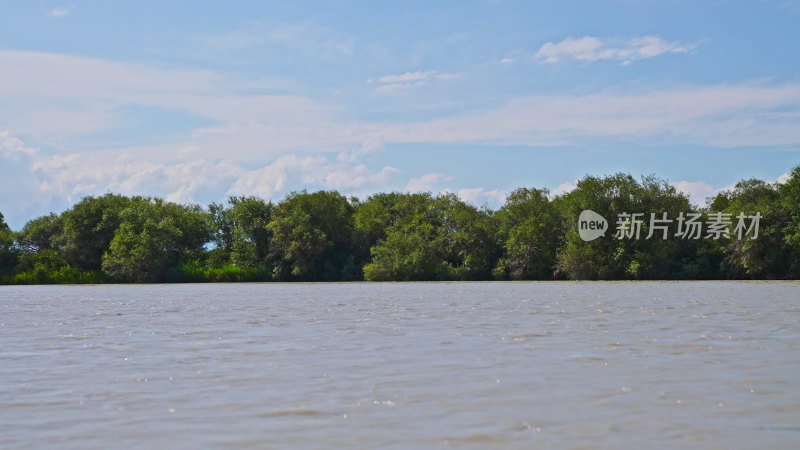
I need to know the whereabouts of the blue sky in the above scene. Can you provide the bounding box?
[1,0,799,229]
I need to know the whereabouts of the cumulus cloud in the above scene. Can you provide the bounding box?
[1,132,54,228]
[405,173,452,192]
[536,35,694,65]
[456,187,506,208]
[670,174,791,207]
[0,131,37,158]
[0,131,400,228]
[670,180,718,207]
[30,152,399,204]
[227,154,397,199]
[550,180,578,197]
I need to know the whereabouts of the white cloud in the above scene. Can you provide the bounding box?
[224,155,400,199]
[203,22,354,58]
[29,151,399,204]
[372,70,459,91]
[672,171,793,207]
[405,173,452,192]
[536,35,694,65]
[0,130,37,158]
[0,134,43,228]
[323,165,399,190]
[551,180,578,197]
[456,187,506,208]
[337,136,385,162]
[2,50,800,227]
[0,50,370,159]
[379,83,800,147]
[5,50,800,162]
[670,180,717,207]
[378,71,437,84]
[499,57,514,64]
[0,131,400,227]
[46,6,72,17]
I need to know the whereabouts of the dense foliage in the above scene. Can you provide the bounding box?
[2,167,799,283]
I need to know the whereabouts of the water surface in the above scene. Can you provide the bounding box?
[1,281,799,448]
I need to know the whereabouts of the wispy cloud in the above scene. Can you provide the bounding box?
[45,6,72,18]
[369,70,459,91]
[203,22,354,59]
[379,83,800,147]
[337,136,385,163]
[0,50,352,158]
[536,35,695,65]
[3,50,800,177]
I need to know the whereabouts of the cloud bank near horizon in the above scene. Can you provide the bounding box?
[1,2,798,228]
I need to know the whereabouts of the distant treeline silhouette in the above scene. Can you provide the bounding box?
[2,166,799,283]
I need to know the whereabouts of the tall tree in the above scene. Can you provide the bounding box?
[228,196,274,270]
[493,188,562,280]
[59,194,135,270]
[0,212,18,276]
[780,166,800,270]
[555,174,694,279]
[16,213,62,253]
[269,190,358,281]
[15,213,66,273]
[363,193,499,281]
[101,199,212,282]
[710,177,796,278]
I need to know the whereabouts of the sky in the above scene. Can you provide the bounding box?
[1,0,799,229]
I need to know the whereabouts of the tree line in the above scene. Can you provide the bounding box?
[1,166,799,283]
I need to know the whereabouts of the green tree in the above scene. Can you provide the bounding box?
[16,213,62,253]
[0,212,18,276]
[710,177,796,278]
[780,166,800,270]
[101,198,212,282]
[59,194,135,270]
[269,190,358,281]
[362,193,499,281]
[228,196,274,270]
[354,192,406,249]
[493,188,562,280]
[15,213,68,273]
[432,194,499,280]
[362,193,446,281]
[208,202,233,252]
[555,174,694,279]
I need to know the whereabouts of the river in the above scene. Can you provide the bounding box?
[1,281,798,448]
